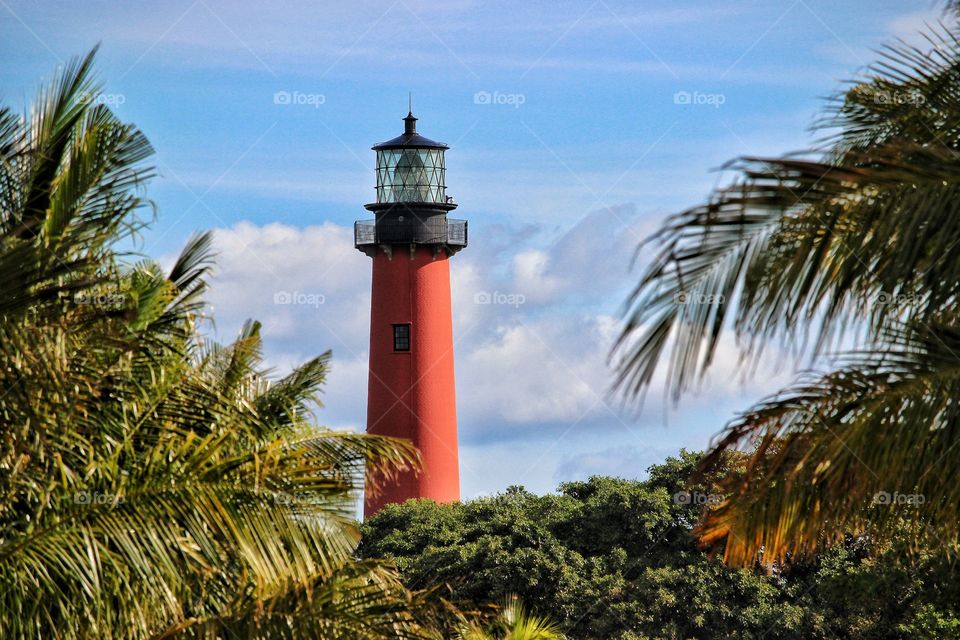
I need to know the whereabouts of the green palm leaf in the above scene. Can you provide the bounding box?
[0,49,437,638]
[616,14,960,564]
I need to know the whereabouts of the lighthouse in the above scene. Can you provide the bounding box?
[355,110,466,517]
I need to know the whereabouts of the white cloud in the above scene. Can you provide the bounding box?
[512,249,563,303]
[458,318,606,424]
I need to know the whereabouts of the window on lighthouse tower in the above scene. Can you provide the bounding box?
[393,324,411,352]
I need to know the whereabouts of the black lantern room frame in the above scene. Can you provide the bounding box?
[355,111,467,257]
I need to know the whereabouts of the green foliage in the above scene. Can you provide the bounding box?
[361,453,960,640]
[457,596,565,640]
[0,49,444,638]
[612,5,960,564]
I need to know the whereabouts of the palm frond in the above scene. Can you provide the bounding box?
[696,322,960,565]
[616,16,960,568]
[615,20,960,401]
[0,49,436,639]
[456,596,563,640]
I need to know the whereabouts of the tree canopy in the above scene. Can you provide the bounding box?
[362,452,960,640]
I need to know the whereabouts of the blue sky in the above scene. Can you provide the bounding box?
[1,0,945,498]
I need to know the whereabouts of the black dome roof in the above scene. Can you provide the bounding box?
[372,112,448,150]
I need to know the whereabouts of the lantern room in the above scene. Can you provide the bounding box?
[355,110,467,256]
[374,113,448,204]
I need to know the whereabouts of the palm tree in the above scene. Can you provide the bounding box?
[0,48,438,638]
[614,9,960,566]
[456,597,563,640]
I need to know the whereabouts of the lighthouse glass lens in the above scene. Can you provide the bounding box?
[376,149,445,203]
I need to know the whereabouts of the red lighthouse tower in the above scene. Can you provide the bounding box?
[355,110,467,517]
